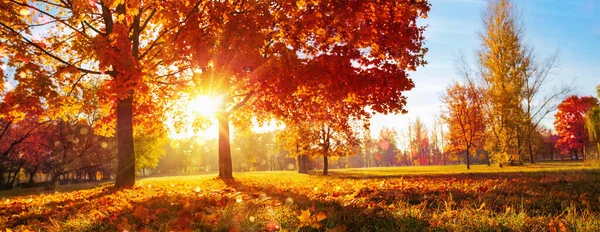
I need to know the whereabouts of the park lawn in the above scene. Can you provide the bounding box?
[2,163,600,231]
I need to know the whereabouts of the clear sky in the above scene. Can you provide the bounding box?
[370,0,600,138]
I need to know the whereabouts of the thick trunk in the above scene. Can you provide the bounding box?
[115,95,136,188]
[298,154,308,174]
[297,143,307,174]
[323,155,329,175]
[8,162,24,189]
[218,112,233,179]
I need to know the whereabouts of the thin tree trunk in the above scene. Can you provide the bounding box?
[218,112,233,179]
[466,148,470,169]
[115,95,136,188]
[323,155,329,175]
[528,139,535,164]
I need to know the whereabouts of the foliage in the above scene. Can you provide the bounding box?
[442,81,485,169]
[43,120,116,182]
[554,95,599,157]
[585,85,600,143]
[408,118,430,166]
[133,130,167,173]
[476,0,530,166]
[2,164,600,231]
[232,129,280,172]
[376,127,400,167]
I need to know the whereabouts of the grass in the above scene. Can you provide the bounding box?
[2,162,600,231]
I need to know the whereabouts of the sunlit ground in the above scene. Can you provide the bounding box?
[2,162,600,231]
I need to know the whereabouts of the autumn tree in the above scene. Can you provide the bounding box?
[461,0,568,166]
[408,118,429,165]
[43,119,115,183]
[0,117,49,189]
[520,52,571,164]
[1,0,231,187]
[2,0,430,183]
[277,123,316,174]
[585,85,600,144]
[554,95,599,160]
[430,117,448,165]
[442,81,485,169]
[133,127,167,176]
[377,127,399,166]
[186,1,430,178]
[476,0,529,166]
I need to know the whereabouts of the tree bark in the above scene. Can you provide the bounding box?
[466,149,470,169]
[297,143,307,174]
[28,166,38,184]
[323,155,329,175]
[218,112,233,179]
[528,139,535,164]
[298,155,308,174]
[115,95,136,188]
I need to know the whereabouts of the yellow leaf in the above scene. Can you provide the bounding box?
[298,209,311,224]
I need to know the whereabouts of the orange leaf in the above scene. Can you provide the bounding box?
[133,205,149,219]
[316,211,327,222]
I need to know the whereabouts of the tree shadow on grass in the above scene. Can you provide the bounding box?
[223,179,441,232]
[2,185,119,229]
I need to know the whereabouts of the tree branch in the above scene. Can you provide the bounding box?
[10,0,90,39]
[0,22,102,75]
[228,91,254,113]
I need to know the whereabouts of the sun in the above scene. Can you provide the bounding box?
[166,95,223,140]
[186,95,223,117]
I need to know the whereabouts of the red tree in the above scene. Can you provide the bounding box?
[554,95,599,159]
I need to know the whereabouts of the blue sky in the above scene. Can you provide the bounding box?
[370,0,600,137]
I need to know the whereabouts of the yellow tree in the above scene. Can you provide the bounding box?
[476,0,530,166]
[585,85,600,142]
[442,81,485,169]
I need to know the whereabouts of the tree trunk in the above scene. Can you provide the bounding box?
[218,112,233,179]
[8,161,24,189]
[528,140,535,164]
[298,155,308,174]
[323,155,329,175]
[115,95,136,188]
[466,147,470,169]
[297,143,307,174]
[573,150,578,160]
[28,166,37,184]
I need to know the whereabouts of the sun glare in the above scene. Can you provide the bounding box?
[166,95,222,140]
[187,95,223,117]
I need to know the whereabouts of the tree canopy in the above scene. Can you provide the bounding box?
[1,0,431,186]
